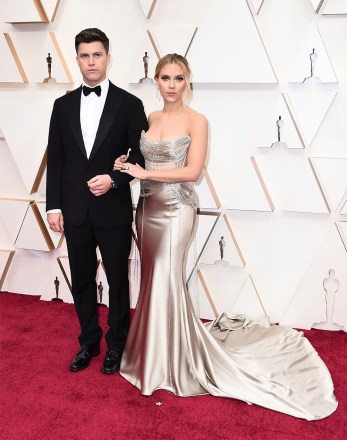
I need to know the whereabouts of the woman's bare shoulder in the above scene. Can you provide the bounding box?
[187,107,208,128]
[148,110,162,124]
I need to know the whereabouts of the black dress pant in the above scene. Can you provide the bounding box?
[64,214,132,352]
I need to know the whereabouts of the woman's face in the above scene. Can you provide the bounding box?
[156,62,187,103]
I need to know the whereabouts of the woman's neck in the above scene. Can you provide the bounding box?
[162,99,186,114]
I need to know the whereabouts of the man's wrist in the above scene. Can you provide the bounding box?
[108,174,117,189]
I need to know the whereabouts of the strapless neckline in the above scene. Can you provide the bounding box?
[141,131,191,143]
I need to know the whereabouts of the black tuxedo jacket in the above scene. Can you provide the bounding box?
[46,81,148,228]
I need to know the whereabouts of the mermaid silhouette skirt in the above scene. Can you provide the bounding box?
[120,136,337,420]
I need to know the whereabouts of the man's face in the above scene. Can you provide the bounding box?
[76,41,110,87]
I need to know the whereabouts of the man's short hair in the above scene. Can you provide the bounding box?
[75,28,109,54]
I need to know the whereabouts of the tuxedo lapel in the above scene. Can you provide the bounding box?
[89,83,121,161]
[67,86,87,158]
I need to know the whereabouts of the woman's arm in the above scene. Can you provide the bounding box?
[120,112,208,183]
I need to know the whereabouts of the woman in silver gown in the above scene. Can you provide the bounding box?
[114,54,337,420]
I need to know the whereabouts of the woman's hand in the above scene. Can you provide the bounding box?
[119,162,147,180]
[113,154,128,170]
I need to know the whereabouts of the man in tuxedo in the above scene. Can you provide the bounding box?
[46,28,148,374]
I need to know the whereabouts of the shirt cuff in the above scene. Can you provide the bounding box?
[47,209,62,214]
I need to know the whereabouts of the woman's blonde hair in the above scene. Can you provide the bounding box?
[154,53,192,100]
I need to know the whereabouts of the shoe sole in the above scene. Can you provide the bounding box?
[102,366,120,374]
[70,364,89,372]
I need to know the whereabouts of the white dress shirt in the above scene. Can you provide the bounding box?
[80,78,109,158]
[47,78,109,214]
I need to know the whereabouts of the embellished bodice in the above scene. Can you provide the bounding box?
[140,132,198,209]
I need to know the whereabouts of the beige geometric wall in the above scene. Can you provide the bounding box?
[0,0,346,332]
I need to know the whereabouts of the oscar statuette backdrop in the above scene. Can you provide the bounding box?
[0,0,346,332]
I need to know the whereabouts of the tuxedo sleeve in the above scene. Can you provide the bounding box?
[110,97,148,188]
[46,100,64,211]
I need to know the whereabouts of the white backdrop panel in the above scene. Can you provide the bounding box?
[0,139,28,198]
[285,91,337,148]
[188,0,276,83]
[287,26,338,83]
[2,248,61,296]
[0,34,24,82]
[281,225,347,330]
[227,210,332,321]
[8,32,72,83]
[309,92,347,157]
[312,157,347,212]
[0,199,31,246]
[3,0,43,23]
[322,0,347,14]
[0,91,64,193]
[256,0,315,82]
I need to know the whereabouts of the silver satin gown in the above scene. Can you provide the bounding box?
[120,133,338,420]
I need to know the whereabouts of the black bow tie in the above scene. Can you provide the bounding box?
[82,85,101,97]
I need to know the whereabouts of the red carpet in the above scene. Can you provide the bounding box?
[0,291,346,440]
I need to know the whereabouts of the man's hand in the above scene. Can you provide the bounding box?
[47,212,64,233]
[87,174,112,196]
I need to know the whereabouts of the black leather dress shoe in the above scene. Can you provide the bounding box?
[103,349,122,374]
[70,343,100,372]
